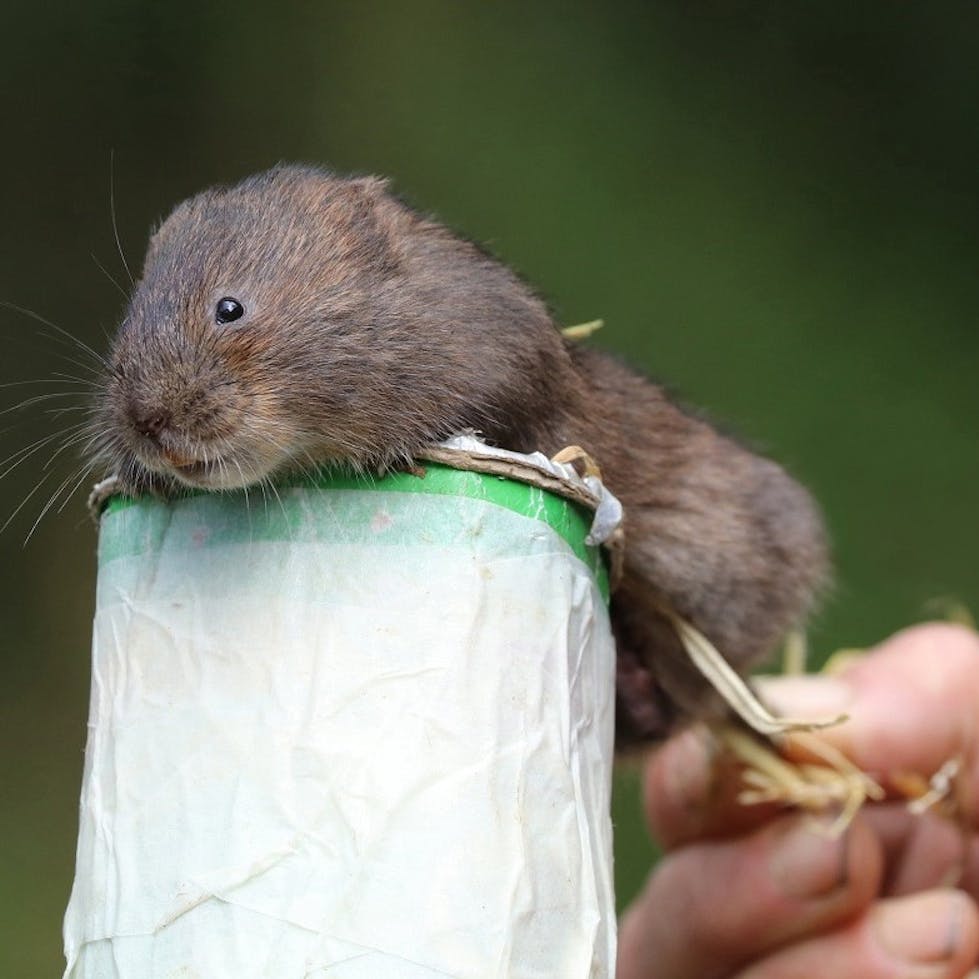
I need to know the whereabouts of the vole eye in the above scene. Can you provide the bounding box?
[215,297,245,325]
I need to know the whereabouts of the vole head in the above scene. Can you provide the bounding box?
[98,166,570,491]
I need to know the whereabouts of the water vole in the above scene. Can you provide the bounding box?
[96,165,828,742]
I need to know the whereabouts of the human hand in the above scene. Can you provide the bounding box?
[617,623,979,978]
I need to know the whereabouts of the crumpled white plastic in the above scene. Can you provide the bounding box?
[64,472,618,978]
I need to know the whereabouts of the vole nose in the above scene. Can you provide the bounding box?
[133,409,171,441]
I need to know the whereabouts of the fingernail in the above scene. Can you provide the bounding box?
[662,728,713,812]
[755,675,853,720]
[769,819,848,899]
[873,892,966,964]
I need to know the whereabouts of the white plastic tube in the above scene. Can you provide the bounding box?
[64,460,618,978]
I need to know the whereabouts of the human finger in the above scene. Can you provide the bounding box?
[641,724,784,849]
[860,803,979,899]
[733,890,979,979]
[616,811,882,979]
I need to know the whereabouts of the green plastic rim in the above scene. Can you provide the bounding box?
[102,462,610,600]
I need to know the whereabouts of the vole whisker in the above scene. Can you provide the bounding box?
[43,424,103,471]
[1,469,58,537]
[0,375,98,390]
[45,406,95,420]
[57,462,100,517]
[0,301,108,371]
[109,150,136,288]
[23,460,97,545]
[70,421,112,457]
[0,391,94,416]
[256,473,270,517]
[91,252,130,302]
[234,459,251,519]
[52,371,104,388]
[0,424,88,481]
[52,353,106,381]
[265,476,289,527]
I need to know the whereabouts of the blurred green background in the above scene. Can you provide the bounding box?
[1,2,977,974]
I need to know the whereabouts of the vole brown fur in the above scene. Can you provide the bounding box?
[96,165,828,742]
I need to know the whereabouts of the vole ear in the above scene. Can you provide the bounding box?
[143,224,165,273]
[298,171,393,223]
[143,218,176,276]
[346,175,390,199]
[143,193,215,275]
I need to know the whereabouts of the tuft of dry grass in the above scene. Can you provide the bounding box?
[669,611,969,839]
